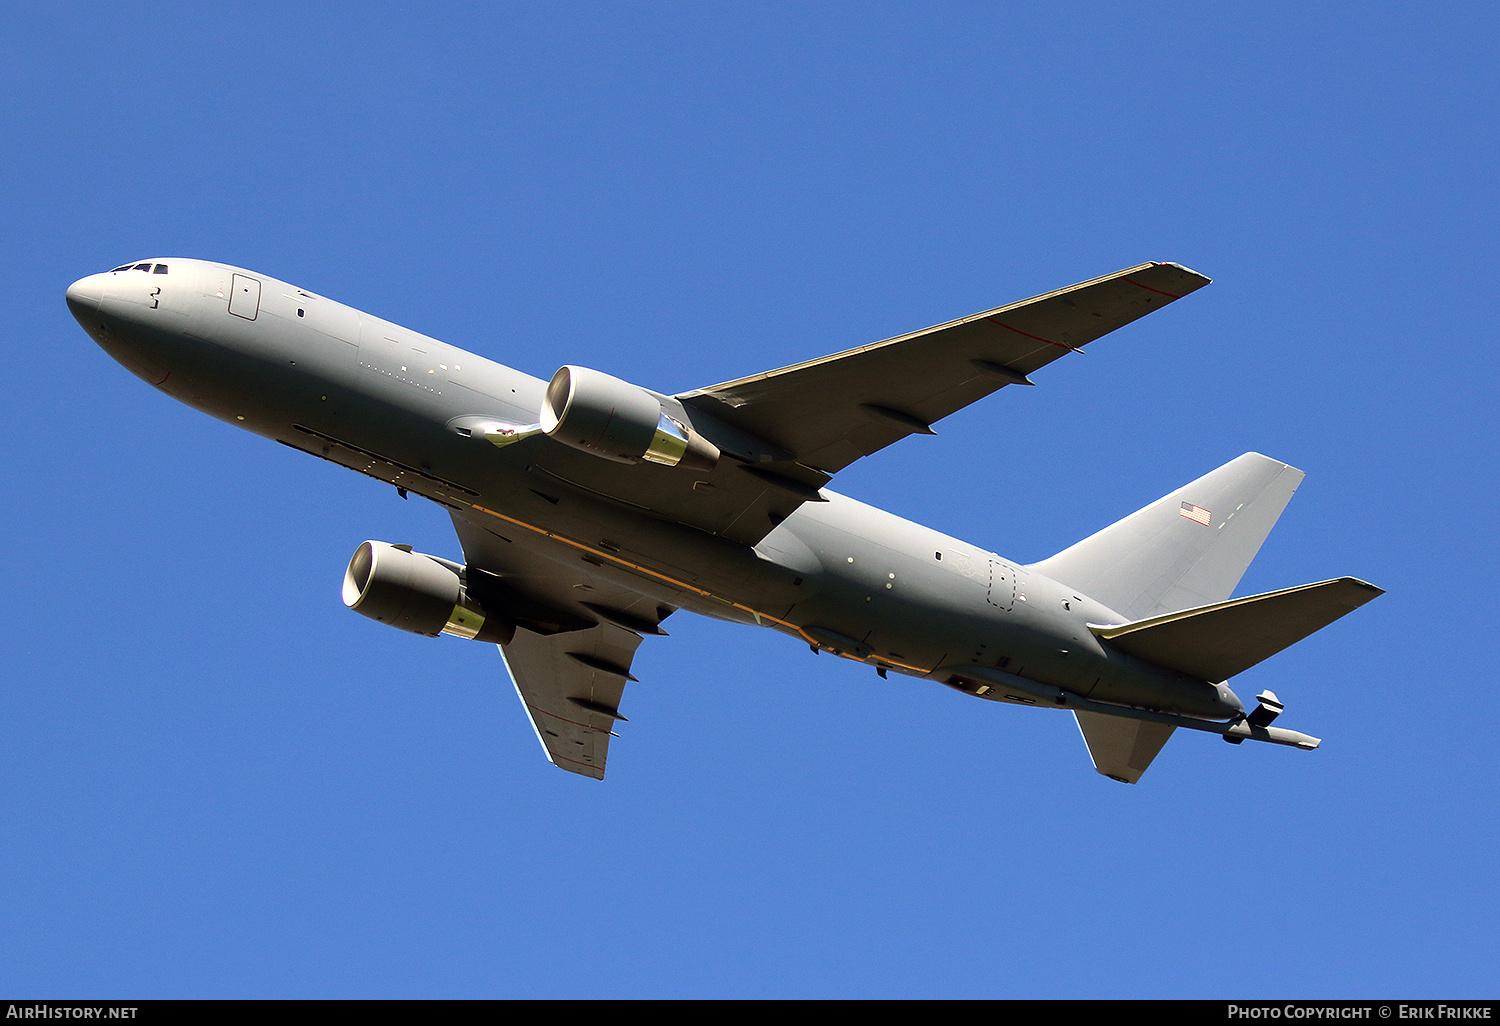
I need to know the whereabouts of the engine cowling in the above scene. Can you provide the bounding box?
[540,365,717,471]
[341,541,514,644]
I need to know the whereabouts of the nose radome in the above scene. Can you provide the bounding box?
[65,274,106,318]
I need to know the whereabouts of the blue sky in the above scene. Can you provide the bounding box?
[2,2,1495,998]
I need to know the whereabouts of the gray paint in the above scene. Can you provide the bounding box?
[66,257,1380,783]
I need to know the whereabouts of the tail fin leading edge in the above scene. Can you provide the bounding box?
[1029,453,1305,622]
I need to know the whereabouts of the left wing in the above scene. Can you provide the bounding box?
[450,510,673,779]
[678,261,1210,475]
[515,262,1209,548]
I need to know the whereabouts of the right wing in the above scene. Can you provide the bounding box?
[500,621,644,781]
[450,510,674,780]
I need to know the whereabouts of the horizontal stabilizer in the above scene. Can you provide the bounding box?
[1074,711,1176,784]
[1090,577,1384,682]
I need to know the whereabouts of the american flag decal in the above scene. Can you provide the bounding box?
[1180,502,1212,526]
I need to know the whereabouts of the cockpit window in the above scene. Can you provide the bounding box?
[153,264,169,274]
[133,263,153,271]
[110,265,133,272]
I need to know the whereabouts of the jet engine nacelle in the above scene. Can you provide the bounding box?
[541,365,717,471]
[341,540,514,644]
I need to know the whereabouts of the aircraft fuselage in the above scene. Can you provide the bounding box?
[66,258,1241,725]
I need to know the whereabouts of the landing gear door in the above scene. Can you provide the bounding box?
[229,274,261,320]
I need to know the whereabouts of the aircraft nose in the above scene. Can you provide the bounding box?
[65,273,106,318]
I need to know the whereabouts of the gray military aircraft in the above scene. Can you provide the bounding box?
[66,258,1380,783]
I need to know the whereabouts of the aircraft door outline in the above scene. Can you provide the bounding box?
[228,274,261,320]
[987,557,1015,611]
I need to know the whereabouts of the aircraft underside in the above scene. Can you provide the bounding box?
[67,257,1381,783]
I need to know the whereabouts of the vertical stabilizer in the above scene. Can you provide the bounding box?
[1029,453,1304,621]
